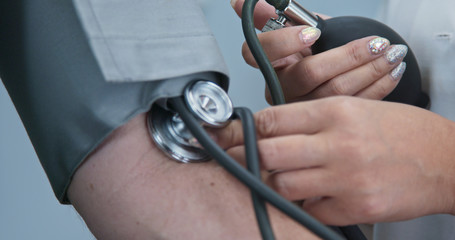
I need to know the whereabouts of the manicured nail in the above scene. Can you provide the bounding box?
[230,0,238,8]
[385,45,408,64]
[368,37,390,55]
[299,27,321,44]
[391,62,406,80]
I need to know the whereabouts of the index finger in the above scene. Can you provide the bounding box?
[212,99,330,149]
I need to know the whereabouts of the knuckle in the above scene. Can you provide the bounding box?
[357,196,387,220]
[345,41,364,64]
[340,97,362,111]
[299,59,321,82]
[329,79,350,96]
[255,108,278,138]
[351,175,385,217]
[368,61,384,79]
[327,96,360,118]
[372,82,392,99]
[344,174,387,221]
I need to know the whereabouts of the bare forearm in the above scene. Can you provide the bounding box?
[67,113,319,239]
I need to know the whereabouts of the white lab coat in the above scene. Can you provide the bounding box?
[374,0,455,239]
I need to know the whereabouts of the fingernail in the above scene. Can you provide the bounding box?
[230,0,238,8]
[368,37,390,55]
[299,27,321,44]
[391,62,406,80]
[385,45,408,64]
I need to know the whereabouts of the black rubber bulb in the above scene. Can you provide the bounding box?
[268,0,430,108]
[312,16,429,107]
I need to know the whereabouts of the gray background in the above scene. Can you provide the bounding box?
[0,1,380,239]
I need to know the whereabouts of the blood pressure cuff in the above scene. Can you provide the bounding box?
[0,0,229,203]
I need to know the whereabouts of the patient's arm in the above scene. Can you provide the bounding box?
[67,113,320,240]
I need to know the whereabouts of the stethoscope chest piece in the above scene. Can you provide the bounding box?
[147,81,233,163]
[184,81,233,128]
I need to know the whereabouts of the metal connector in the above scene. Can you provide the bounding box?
[262,13,288,32]
[262,0,319,32]
[283,0,318,27]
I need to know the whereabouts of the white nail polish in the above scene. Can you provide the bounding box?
[385,45,408,64]
[299,27,321,44]
[391,62,406,80]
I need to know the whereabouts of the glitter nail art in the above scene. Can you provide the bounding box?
[385,45,408,64]
[368,37,390,55]
[300,27,321,44]
[391,62,407,80]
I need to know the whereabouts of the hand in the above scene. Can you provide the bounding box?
[213,96,455,225]
[231,0,408,103]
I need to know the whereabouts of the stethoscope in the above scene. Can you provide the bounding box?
[147,0,429,239]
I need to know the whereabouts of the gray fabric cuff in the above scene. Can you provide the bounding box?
[73,0,229,82]
[0,0,229,203]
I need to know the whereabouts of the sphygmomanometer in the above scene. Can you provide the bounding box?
[146,0,429,239]
[0,0,429,239]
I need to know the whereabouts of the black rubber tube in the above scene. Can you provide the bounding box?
[242,0,286,105]
[170,97,344,240]
[234,108,275,240]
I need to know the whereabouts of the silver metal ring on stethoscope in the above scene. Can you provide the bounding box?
[184,81,233,128]
[147,80,233,163]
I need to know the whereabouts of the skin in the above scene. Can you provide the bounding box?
[65,1,445,237]
[67,113,322,240]
[212,96,455,226]
[224,0,455,225]
[232,0,405,103]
